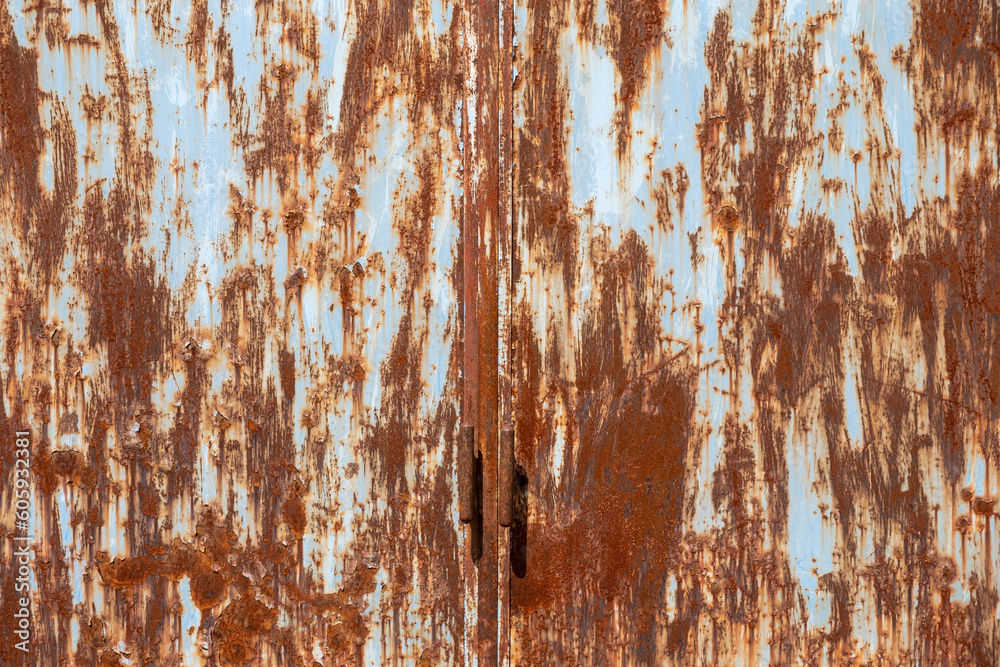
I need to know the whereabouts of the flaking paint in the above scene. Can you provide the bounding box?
[2,0,1000,665]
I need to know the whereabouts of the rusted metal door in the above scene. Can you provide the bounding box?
[4,0,1000,665]
[507,0,1000,665]
[2,0,488,664]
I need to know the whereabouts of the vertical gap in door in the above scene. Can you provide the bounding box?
[465,0,501,664]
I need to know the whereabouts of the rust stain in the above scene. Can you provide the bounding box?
[512,230,699,665]
[517,0,578,302]
[605,0,669,159]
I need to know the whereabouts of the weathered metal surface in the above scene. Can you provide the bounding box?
[4,0,1000,665]
[0,0,477,663]
[509,0,1000,665]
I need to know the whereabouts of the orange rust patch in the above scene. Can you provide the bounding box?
[98,556,156,589]
[282,497,307,537]
[213,596,278,666]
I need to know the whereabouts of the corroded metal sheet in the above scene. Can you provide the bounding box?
[510,0,1000,665]
[0,0,475,664]
[4,0,1000,665]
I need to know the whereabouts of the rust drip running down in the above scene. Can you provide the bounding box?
[717,203,739,270]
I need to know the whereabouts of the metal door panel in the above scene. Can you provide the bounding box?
[509,1,1000,665]
[0,0,474,664]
